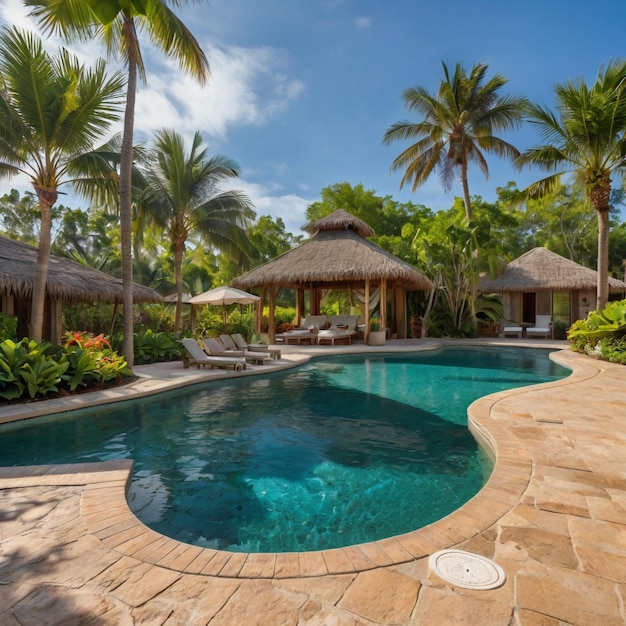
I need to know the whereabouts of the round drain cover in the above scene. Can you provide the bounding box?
[428,549,506,590]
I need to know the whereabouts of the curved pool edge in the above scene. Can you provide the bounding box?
[0,339,597,579]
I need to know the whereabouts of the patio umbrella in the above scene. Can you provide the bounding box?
[189,286,260,330]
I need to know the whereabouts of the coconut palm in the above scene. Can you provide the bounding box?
[0,27,124,342]
[383,61,527,220]
[517,59,626,310]
[26,0,210,366]
[138,129,255,331]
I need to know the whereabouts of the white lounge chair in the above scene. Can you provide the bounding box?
[502,324,523,338]
[232,333,281,360]
[526,315,552,339]
[204,337,271,365]
[181,338,246,371]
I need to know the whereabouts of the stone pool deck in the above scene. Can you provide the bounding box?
[0,338,625,625]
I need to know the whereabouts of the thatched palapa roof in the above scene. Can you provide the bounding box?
[479,247,626,292]
[0,235,162,304]
[232,209,432,291]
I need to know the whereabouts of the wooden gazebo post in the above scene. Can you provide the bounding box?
[364,278,371,342]
[380,277,387,336]
[268,286,276,343]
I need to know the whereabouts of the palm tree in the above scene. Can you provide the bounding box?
[27,0,210,366]
[383,61,527,220]
[517,59,626,310]
[0,27,124,342]
[138,129,255,331]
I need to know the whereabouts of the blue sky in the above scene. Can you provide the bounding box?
[3,0,626,234]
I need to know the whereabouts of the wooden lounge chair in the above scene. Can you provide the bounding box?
[181,338,246,371]
[502,324,523,338]
[232,333,281,360]
[204,337,271,365]
[526,315,552,339]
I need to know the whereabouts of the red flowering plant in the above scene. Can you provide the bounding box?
[63,331,132,390]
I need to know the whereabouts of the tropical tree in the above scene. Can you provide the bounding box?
[138,129,255,331]
[27,0,210,365]
[517,59,626,309]
[0,27,124,341]
[383,61,527,220]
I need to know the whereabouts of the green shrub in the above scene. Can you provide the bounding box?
[0,339,68,400]
[567,299,626,364]
[0,313,18,342]
[134,329,181,364]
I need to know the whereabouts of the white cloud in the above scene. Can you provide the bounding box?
[133,42,305,141]
[355,16,372,29]
[220,178,313,236]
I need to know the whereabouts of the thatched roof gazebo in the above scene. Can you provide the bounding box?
[0,235,161,342]
[232,209,433,341]
[478,247,626,325]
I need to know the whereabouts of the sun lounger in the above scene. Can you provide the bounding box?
[204,337,271,365]
[232,333,281,359]
[502,325,523,338]
[181,338,246,371]
[526,315,552,339]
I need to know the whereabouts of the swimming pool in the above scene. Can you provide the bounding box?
[0,346,569,552]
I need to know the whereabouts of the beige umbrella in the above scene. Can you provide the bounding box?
[189,286,260,330]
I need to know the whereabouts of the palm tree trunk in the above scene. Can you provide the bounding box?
[460,159,472,220]
[30,187,57,342]
[596,207,610,310]
[174,241,184,332]
[120,18,138,367]
[590,182,611,310]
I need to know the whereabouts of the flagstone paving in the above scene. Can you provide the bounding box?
[1,339,625,625]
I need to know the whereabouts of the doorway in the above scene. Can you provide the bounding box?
[522,292,536,324]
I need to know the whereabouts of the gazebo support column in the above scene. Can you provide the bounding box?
[395,287,407,339]
[256,287,266,335]
[380,277,387,335]
[364,278,371,342]
[268,287,276,343]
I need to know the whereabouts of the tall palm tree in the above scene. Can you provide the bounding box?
[517,59,626,310]
[0,27,124,342]
[138,129,255,331]
[27,0,210,366]
[383,61,527,220]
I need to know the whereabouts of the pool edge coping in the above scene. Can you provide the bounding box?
[0,339,589,579]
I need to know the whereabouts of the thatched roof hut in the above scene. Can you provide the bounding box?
[478,247,626,326]
[0,235,161,341]
[232,210,432,340]
[479,247,626,292]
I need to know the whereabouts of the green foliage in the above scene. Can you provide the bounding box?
[568,299,626,364]
[0,339,68,400]
[134,329,181,364]
[0,313,18,342]
[62,331,132,389]
[553,320,568,340]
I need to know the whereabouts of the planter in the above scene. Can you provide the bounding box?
[368,330,387,346]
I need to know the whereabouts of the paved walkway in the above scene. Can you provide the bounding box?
[1,339,625,625]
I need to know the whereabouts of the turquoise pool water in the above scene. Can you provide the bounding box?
[0,346,569,552]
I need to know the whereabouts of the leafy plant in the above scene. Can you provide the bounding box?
[134,329,181,364]
[568,299,626,364]
[0,339,68,400]
[0,313,18,342]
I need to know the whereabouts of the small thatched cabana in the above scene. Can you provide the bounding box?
[478,247,626,325]
[232,209,433,341]
[0,235,162,343]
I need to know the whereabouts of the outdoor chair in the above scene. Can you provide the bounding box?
[526,315,552,339]
[502,323,523,338]
[232,333,281,360]
[204,337,272,365]
[181,338,246,371]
